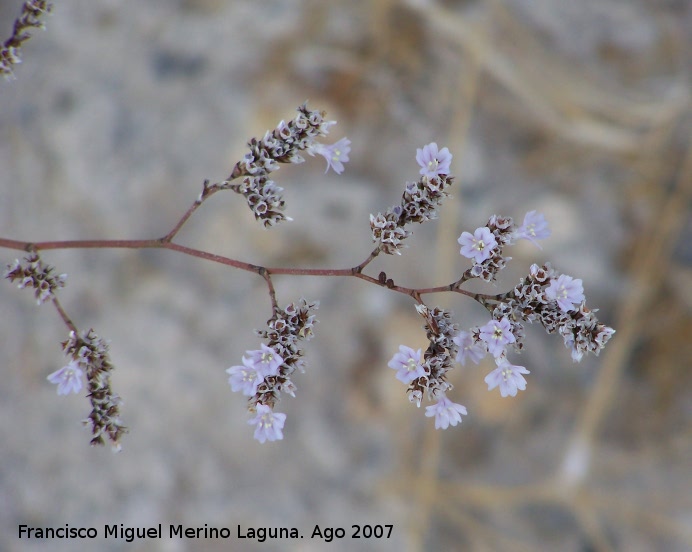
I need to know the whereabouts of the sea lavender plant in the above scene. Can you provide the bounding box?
[1,104,614,448]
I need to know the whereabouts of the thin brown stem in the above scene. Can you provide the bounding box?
[161,180,222,242]
[353,247,381,273]
[0,236,502,307]
[51,296,78,334]
[260,268,278,312]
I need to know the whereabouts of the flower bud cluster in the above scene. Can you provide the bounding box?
[1,1,52,78]
[62,329,127,450]
[388,242,614,426]
[226,298,318,442]
[458,211,550,282]
[369,207,411,255]
[4,253,66,305]
[370,143,454,255]
[224,103,348,227]
[407,304,460,407]
[501,263,616,361]
[251,298,319,406]
[388,304,469,428]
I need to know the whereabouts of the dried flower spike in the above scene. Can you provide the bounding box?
[224,104,349,227]
[1,1,53,79]
[62,329,127,450]
[4,253,66,305]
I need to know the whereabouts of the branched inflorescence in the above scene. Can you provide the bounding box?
[6,253,126,451]
[380,144,614,429]
[2,104,614,446]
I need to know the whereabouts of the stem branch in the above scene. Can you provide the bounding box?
[0,236,501,307]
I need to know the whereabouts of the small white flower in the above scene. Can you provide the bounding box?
[244,343,284,377]
[453,331,486,366]
[416,143,452,178]
[388,345,426,383]
[226,363,263,396]
[425,394,468,429]
[47,360,83,395]
[484,359,530,397]
[309,138,351,174]
[458,227,498,263]
[515,210,550,248]
[248,404,287,443]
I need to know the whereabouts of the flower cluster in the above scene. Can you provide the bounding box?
[389,305,463,410]
[59,329,127,450]
[458,211,550,282]
[369,208,411,255]
[389,267,614,426]
[388,304,469,428]
[223,103,350,227]
[4,253,66,305]
[500,263,616,361]
[226,298,318,442]
[370,143,454,255]
[385,180,613,427]
[453,317,530,398]
[1,0,52,79]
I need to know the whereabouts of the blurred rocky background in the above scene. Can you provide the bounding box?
[0,0,690,550]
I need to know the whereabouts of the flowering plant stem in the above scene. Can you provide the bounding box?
[0,234,490,310]
[1,106,615,446]
[1,168,494,313]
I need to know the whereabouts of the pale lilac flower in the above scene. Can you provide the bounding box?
[226,362,263,396]
[515,211,550,248]
[458,227,498,263]
[47,360,83,395]
[388,345,426,383]
[243,344,284,378]
[309,137,351,174]
[416,142,452,178]
[248,404,286,443]
[479,317,516,357]
[425,394,468,429]
[484,359,530,397]
[546,274,585,312]
[453,331,486,366]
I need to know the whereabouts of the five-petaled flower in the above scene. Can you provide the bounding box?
[484,359,530,397]
[248,404,287,443]
[226,363,263,396]
[416,142,453,178]
[425,394,468,429]
[226,344,284,396]
[546,274,585,312]
[388,345,426,383]
[458,226,498,263]
[47,360,83,395]
[243,344,284,377]
[479,317,516,357]
[453,331,486,366]
[515,210,550,248]
[309,137,351,174]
